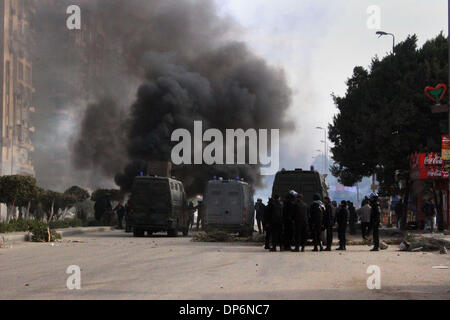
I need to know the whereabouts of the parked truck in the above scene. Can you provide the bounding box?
[272,168,328,204]
[203,179,255,236]
[128,176,189,237]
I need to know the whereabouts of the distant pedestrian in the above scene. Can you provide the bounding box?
[331,201,338,225]
[336,200,348,250]
[114,200,126,229]
[187,202,196,230]
[293,194,308,252]
[369,193,381,251]
[196,200,205,231]
[255,199,265,234]
[323,196,334,251]
[348,201,357,235]
[309,194,325,252]
[394,199,403,229]
[422,198,437,233]
[361,196,369,208]
[357,201,371,240]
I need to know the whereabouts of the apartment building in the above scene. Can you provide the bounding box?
[0,0,35,177]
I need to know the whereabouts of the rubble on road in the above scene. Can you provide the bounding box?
[400,234,450,252]
[192,231,234,242]
[192,230,265,243]
[399,240,410,251]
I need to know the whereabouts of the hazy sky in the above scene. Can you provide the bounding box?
[215,0,449,200]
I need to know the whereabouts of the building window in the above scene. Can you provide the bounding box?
[26,66,31,83]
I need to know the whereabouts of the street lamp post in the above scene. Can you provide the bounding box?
[315,149,324,173]
[316,127,328,175]
[376,31,396,54]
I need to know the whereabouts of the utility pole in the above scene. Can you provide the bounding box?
[356,183,360,206]
[316,126,328,175]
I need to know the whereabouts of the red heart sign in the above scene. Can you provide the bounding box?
[424,83,447,103]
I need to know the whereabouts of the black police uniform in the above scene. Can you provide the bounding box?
[370,199,381,250]
[336,205,348,250]
[269,199,283,252]
[293,199,308,252]
[282,197,295,251]
[309,200,325,251]
[323,202,334,250]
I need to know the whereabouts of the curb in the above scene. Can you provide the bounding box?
[0,226,115,244]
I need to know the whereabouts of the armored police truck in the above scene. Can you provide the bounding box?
[128,176,189,237]
[272,168,328,204]
[204,179,255,236]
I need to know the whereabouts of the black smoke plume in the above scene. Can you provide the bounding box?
[34,0,294,196]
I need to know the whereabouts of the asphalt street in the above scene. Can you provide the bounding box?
[0,230,449,300]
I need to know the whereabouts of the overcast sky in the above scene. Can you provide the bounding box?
[215,0,449,200]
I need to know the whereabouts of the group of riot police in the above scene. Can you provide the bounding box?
[255,191,382,252]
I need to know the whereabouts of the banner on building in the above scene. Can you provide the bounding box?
[442,136,450,161]
[410,152,449,179]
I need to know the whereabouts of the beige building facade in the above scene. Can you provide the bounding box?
[0,0,35,177]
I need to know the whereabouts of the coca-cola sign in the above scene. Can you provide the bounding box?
[426,169,449,179]
[424,153,443,166]
[410,152,448,180]
[410,152,443,169]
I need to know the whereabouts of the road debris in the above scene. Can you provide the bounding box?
[399,240,410,251]
[380,241,389,250]
[192,231,233,242]
[399,234,450,252]
[432,266,449,269]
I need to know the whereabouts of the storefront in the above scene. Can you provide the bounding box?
[409,152,449,229]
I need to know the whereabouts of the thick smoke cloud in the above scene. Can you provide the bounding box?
[34,0,294,196]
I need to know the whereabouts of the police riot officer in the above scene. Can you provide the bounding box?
[268,195,283,252]
[293,194,308,252]
[254,199,265,234]
[282,191,296,251]
[369,193,381,251]
[323,196,334,251]
[309,194,325,252]
[263,198,273,250]
[336,200,348,250]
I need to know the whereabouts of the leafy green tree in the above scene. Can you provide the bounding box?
[40,190,62,221]
[29,187,45,220]
[64,186,91,222]
[0,175,38,222]
[64,186,90,203]
[329,34,448,230]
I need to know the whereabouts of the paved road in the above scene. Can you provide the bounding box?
[0,230,449,300]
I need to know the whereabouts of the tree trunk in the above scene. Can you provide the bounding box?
[6,205,12,223]
[49,200,55,222]
[25,201,31,220]
[6,202,16,223]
